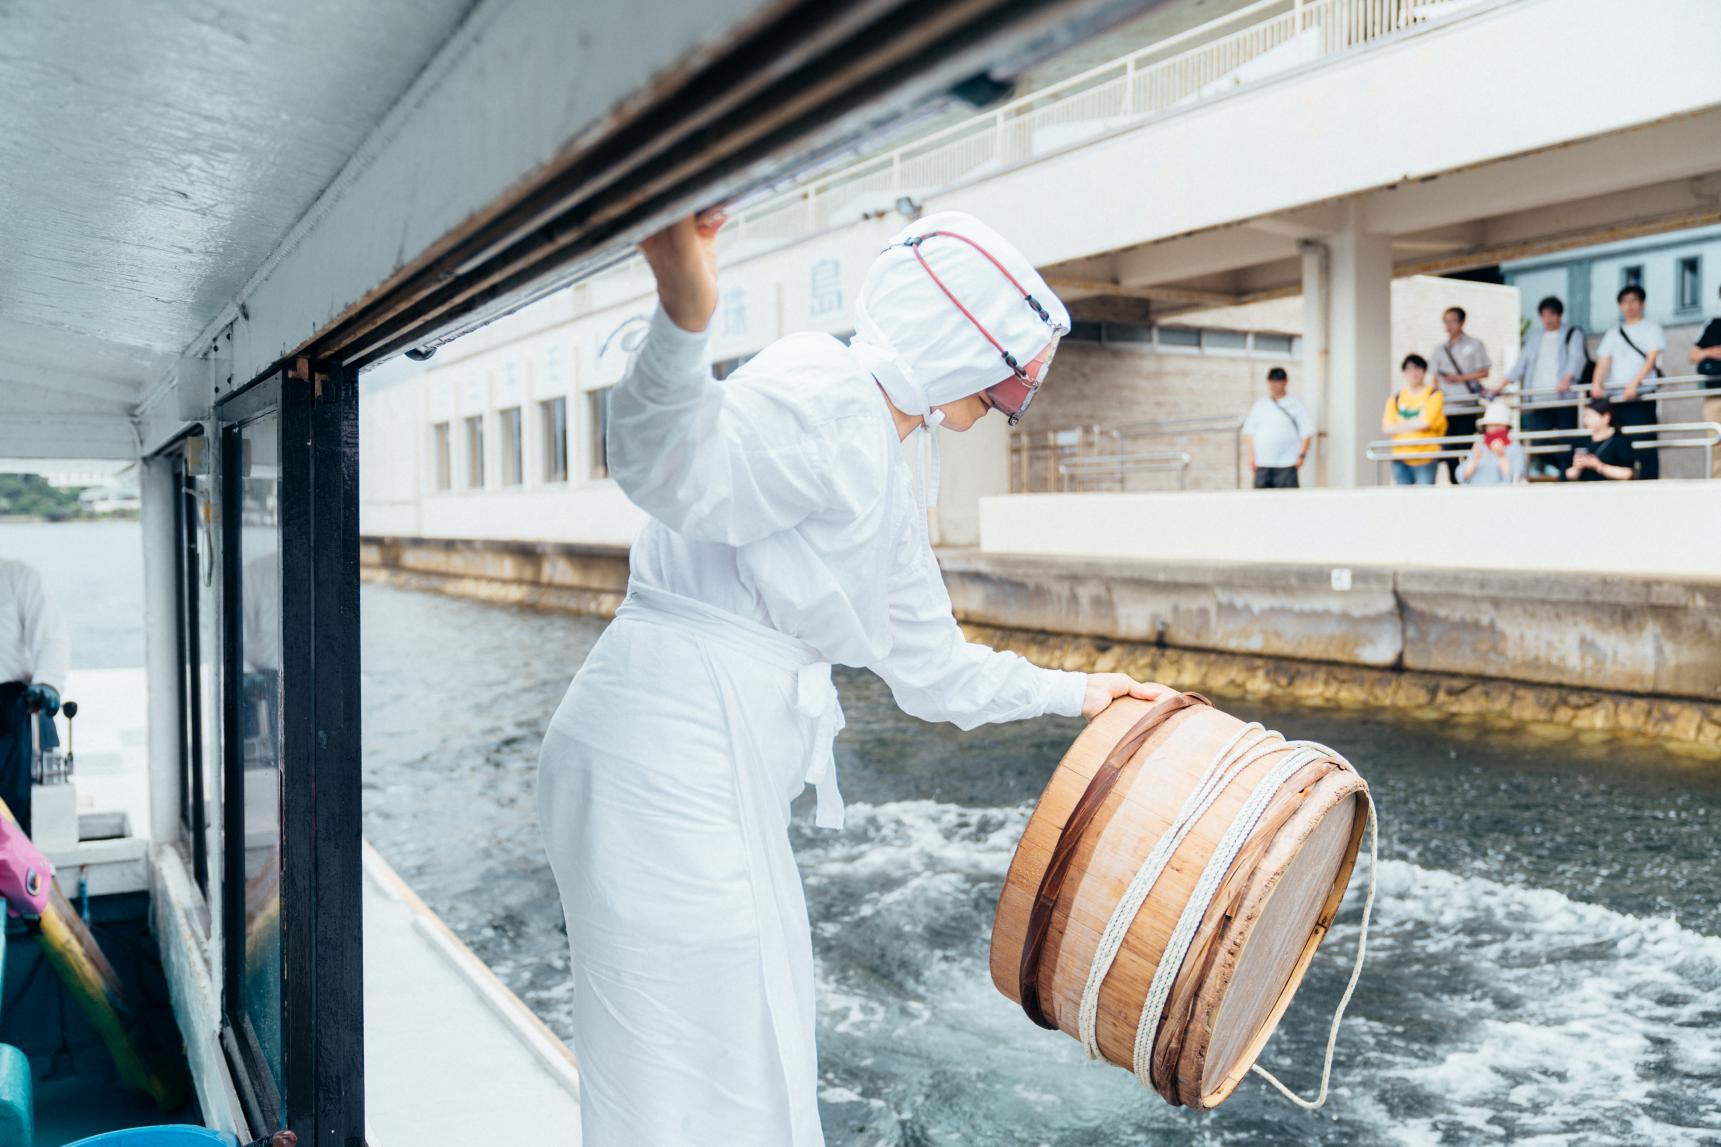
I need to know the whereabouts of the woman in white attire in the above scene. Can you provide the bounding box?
[538,208,1168,1146]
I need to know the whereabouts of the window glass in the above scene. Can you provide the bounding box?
[1620,264,1643,289]
[464,415,485,488]
[499,407,523,486]
[1102,322,1154,344]
[432,422,451,491]
[1156,326,1201,348]
[237,413,283,1099]
[541,397,568,482]
[1202,328,1248,352]
[1253,332,1294,356]
[589,388,612,479]
[1677,257,1700,311]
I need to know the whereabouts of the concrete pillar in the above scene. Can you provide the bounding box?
[924,409,1011,548]
[1300,240,1330,486]
[1324,208,1393,487]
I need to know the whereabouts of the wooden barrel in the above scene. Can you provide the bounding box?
[989,692,1367,1109]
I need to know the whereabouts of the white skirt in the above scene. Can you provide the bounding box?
[537,585,842,1146]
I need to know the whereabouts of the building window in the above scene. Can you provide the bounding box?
[540,397,568,483]
[1677,256,1701,312]
[1201,329,1248,353]
[464,414,485,489]
[498,407,523,486]
[588,387,612,480]
[1620,264,1643,290]
[1155,326,1201,349]
[431,422,451,491]
[1252,332,1294,356]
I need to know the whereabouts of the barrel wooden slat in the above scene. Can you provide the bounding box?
[989,695,1367,1110]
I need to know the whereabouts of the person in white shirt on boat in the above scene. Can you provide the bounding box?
[0,557,69,836]
[537,208,1168,1147]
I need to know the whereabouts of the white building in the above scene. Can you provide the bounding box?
[1503,223,1721,356]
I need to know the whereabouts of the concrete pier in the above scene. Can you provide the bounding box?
[359,535,1721,747]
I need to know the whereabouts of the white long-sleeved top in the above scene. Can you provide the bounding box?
[609,307,1087,729]
[0,558,69,690]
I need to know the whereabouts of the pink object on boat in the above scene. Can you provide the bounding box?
[0,806,52,917]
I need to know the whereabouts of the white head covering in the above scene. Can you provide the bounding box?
[1479,398,1515,428]
[849,211,1069,417]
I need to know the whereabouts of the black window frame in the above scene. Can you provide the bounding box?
[215,365,364,1142]
[170,442,211,898]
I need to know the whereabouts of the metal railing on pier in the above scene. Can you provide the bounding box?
[1441,374,1719,418]
[1365,423,1721,480]
[1374,374,1721,481]
[1011,416,1240,492]
[711,0,1491,263]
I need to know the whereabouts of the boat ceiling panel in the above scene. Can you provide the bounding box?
[0,0,479,401]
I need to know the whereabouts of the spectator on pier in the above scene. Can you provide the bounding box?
[1382,354,1447,486]
[1592,284,1663,479]
[1565,397,1637,482]
[1458,400,1527,486]
[1688,283,1721,389]
[1690,284,1721,478]
[1504,295,1586,477]
[1242,366,1314,488]
[1430,306,1493,483]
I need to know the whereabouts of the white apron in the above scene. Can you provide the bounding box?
[538,583,844,1146]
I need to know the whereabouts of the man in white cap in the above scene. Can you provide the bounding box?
[537,209,1169,1146]
[0,557,68,835]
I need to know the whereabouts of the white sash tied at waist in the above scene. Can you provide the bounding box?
[614,583,848,829]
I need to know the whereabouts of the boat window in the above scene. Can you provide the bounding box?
[172,445,215,898]
[235,411,286,1103]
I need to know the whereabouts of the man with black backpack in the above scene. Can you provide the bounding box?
[1592,283,1664,479]
[1504,296,1587,478]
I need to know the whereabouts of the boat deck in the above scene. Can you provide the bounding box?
[362,842,583,1143]
[24,666,583,1143]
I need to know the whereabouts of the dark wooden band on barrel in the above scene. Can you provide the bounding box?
[1017,691,1213,1030]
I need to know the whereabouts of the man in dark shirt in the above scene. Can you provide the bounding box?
[1688,287,1721,477]
[1565,398,1637,481]
[1689,284,1721,388]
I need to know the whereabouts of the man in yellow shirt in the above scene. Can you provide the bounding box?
[1382,353,1448,485]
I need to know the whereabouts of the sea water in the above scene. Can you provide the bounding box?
[19,523,1716,1142]
[360,584,1721,1146]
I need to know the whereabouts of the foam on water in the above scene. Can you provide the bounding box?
[801,799,1721,1146]
[349,584,1721,1146]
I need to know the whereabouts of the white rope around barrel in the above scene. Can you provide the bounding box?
[1249,790,1377,1111]
[1129,742,1334,1087]
[1076,722,1284,1059]
[1070,711,1376,1109]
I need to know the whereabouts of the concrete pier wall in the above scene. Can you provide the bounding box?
[359,535,1721,745]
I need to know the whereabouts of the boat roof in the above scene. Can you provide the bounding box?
[1,0,1150,463]
[0,1,478,428]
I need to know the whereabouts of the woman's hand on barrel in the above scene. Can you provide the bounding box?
[638,208,728,333]
[1081,673,1174,720]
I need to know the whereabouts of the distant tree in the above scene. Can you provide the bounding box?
[0,474,89,521]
